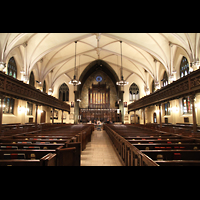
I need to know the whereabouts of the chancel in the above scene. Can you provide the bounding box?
[0,33,200,166]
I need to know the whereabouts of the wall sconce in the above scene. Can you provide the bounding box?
[18,106,25,114]
[172,105,179,113]
[48,88,53,95]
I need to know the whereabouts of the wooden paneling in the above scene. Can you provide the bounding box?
[128,69,200,112]
[0,71,70,112]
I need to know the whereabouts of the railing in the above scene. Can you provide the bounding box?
[128,68,200,112]
[104,124,158,166]
[0,71,70,112]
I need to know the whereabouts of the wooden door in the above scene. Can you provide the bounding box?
[40,110,46,123]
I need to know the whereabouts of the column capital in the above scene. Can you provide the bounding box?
[189,94,196,101]
[0,93,5,99]
[22,42,28,48]
[169,42,173,47]
[0,62,6,71]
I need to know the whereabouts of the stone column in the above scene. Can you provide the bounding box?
[119,90,124,123]
[52,108,54,124]
[134,110,136,124]
[159,103,162,129]
[61,110,63,124]
[190,94,197,133]
[143,108,146,125]
[35,104,38,128]
[74,91,79,124]
[0,94,5,135]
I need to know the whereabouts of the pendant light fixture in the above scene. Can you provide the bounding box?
[116,41,128,86]
[69,41,81,86]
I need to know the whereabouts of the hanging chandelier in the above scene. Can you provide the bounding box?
[69,41,81,86]
[116,41,128,86]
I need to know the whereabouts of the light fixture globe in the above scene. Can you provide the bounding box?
[116,76,128,86]
[69,75,81,86]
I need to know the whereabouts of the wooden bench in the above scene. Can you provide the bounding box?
[133,143,200,150]
[105,124,200,166]
[0,153,57,166]
[0,124,93,166]
[141,149,200,162]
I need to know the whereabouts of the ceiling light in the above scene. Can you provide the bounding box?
[69,41,81,86]
[116,41,128,86]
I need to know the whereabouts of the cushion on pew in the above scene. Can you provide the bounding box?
[36,142,50,144]
[4,153,26,159]
[1,146,18,149]
[23,146,40,149]
[174,153,181,160]
[17,142,32,144]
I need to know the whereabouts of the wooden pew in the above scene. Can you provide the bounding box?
[105,124,200,166]
[0,153,56,166]
[156,160,200,166]
[141,149,200,161]
[0,124,93,166]
[133,143,200,150]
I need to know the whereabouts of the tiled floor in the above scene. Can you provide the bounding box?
[81,130,122,166]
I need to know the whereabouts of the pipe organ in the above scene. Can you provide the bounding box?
[80,83,121,123]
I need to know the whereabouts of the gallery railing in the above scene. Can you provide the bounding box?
[0,71,70,112]
[128,68,200,112]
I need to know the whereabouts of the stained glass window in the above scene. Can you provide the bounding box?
[180,56,189,78]
[7,57,17,79]
[129,83,139,101]
[59,83,69,102]
[163,71,168,87]
[182,96,192,114]
[2,98,14,114]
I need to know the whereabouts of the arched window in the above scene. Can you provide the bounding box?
[43,80,46,93]
[59,83,69,102]
[162,71,168,87]
[182,96,192,114]
[3,98,14,114]
[5,57,16,114]
[180,56,189,78]
[7,57,17,78]
[152,80,155,93]
[164,102,171,115]
[29,71,35,87]
[129,83,139,101]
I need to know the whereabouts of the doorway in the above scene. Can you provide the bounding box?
[153,112,157,123]
[40,110,46,123]
[130,114,140,124]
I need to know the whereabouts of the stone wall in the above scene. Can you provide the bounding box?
[80,70,118,109]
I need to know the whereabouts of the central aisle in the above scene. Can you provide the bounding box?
[81,130,122,166]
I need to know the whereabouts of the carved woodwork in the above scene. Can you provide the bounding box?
[0,71,70,112]
[128,68,200,112]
